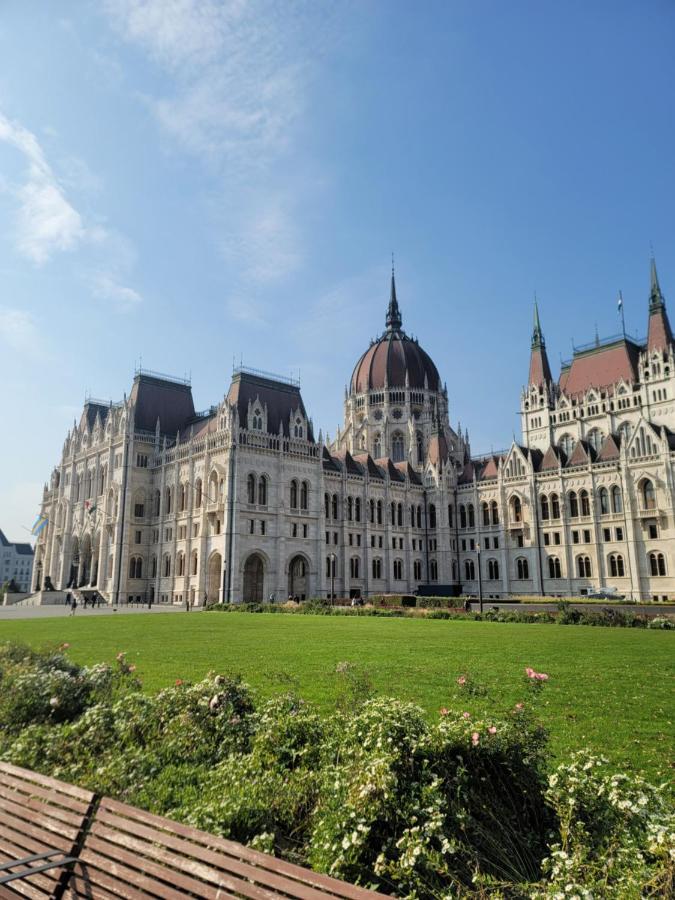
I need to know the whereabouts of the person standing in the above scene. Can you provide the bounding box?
[70,596,77,616]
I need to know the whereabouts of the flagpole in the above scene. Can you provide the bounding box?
[618,290,626,337]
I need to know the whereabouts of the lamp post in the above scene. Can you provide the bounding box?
[476,541,483,615]
[330,552,336,606]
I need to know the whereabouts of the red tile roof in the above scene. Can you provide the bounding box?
[528,347,553,388]
[647,308,673,352]
[558,340,640,397]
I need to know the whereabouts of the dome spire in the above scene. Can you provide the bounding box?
[386,254,402,332]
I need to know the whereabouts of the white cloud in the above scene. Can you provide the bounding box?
[0,112,85,264]
[224,295,270,326]
[90,272,143,312]
[0,307,42,355]
[221,197,301,284]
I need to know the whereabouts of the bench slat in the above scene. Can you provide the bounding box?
[96,800,386,899]
[0,803,76,849]
[0,778,90,826]
[0,764,93,805]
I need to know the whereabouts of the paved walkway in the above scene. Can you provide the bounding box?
[0,603,200,620]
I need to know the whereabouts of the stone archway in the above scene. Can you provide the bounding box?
[288,555,308,601]
[207,552,222,604]
[243,553,265,603]
[68,537,80,588]
[80,534,92,587]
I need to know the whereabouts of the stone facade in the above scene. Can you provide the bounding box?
[0,529,34,592]
[32,262,675,603]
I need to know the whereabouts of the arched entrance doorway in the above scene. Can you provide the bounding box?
[80,534,92,586]
[68,537,80,589]
[207,552,222,605]
[243,553,264,603]
[288,555,308,601]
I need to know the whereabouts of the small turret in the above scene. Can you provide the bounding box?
[528,299,553,387]
[647,256,673,352]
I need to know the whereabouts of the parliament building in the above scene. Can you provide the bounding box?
[32,261,675,604]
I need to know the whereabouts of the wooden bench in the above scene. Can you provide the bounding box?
[66,797,389,899]
[0,762,95,900]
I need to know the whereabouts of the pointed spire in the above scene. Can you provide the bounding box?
[385,255,402,333]
[649,255,665,312]
[531,296,545,349]
[528,297,553,387]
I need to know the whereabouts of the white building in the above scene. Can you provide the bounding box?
[32,260,675,603]
[0,530,34,592]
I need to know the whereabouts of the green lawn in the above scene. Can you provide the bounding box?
[1,612,673,781]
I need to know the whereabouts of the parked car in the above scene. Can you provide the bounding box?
[586,587,626,600]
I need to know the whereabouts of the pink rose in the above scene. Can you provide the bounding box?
[514,702,524,711]
[457,675,467,686]
[471,731,480,746]
[488,726,497,735]
[462,711,471,719]
[439,707,449,716]
[535,672,549,681]
[525,667,535,678]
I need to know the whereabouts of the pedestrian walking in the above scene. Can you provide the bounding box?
[185,596,191,612]
[70,596,77,616]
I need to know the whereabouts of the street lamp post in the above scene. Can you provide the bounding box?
[476,542,484,615]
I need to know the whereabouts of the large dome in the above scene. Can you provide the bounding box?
[350,273,441,394]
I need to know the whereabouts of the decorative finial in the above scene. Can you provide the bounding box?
[385,257,402,333]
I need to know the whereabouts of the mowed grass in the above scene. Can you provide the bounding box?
[1,613,673,781]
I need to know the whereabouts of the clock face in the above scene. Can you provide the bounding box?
[392,408,403,420]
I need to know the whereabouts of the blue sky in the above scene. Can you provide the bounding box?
[1,1,674,541]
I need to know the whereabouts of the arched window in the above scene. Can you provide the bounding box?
[416,506,422,529]
[163,554,171,577]
[516,557,529,580]
[568,491,579,518]
[377,499,383,525]
[430,559,438,581]
[191,551,198,576]
[179,483,187,512]
[350,557,360,579]
[373,433,382,459]
[416,432,424,464]
[326,555,336,578]
[468,504,475,528]
[325,493,330,519]
[347,497,354,521]
[194,479,202,508]
[397,503,403,527]
[460,505,467,529]
[452,560,457,581]
[482,502,490,526]
[587,429,603,453]
[300,481,309,511]
[390,502,395,525]
[540,494,549,520]
[598,487,609,515]
[649,552,666,576]
[370,499,375,524]
[85,470,92,499]
[548,556,561,579]
[164,487,172,515]
[576,555,592,578]
[258,475,268,506]
[580,490,590,517]
[151,555,157,578]
[290,480,298,509]
[491,501,499,525]
[448,504,454,528]
[464,559,475,581]
[641,479,656,510]
[429,504,436,529]
[559,433,575,457]
[487,559,499,580]
[355,497,362,522]
[372,558,382,579]
[608,554,625,577]
[293,417,304,439]
[550,493,560,519]
[247,474,256,505]
[611,485,623,514]
[176,552,185,577]
[392,432,404,463]
[393,558,404,580]
[129,557,142,579]
[511,496,522,523]
[332,494,339,520]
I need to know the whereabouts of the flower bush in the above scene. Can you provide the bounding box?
[0,641,672,898]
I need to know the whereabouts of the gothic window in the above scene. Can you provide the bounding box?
[516,557,529,580]
[397,503,403,527]
[258,475,268,507]
[487,558,499,580]
[247,474,256,504]
[448,504,454,528]
[164,487,172,515]
[618,422,632,444]
[390,502,395,525]
[540,494,549,520]
[290,480,298,509]
[580,490,590,517]
[393,558,404,580]
[548,556,561,579]
[598,487,610,515]
[373,433,382,458]
[460,505,467,529]
[377,499,383,525]
[576,555,592,578]
[355,497,361,522]
[392,432,405,462]
[416,432,424,464]
[129,557,142,579]
[430,559,438,581]
[176,552,185,577]
[332,494,339,520]
[464,559,475,581]
[649,552,666,576]
[429,504,436,529]
[491,501,499,525]
[163,554,171,577]
[587,429,603,453]
[191,551,198,576]
[413,559,422,580]
[326,555,336,578]
[641,479,656,510]
[559,434,575,457]
[611,485,622,514]
[372,558,382,579]
[468,504,475,528]
[294,417,303,438]
[482,502,490,526]
[252,408,263,431]
[608,554,625,577]
[550,493,560,519]
[370,499,375,523]
[568,491,579,519]
[416,506,422,529]
[195,479,202,508]
[350,557,360,579]
[300,481,309,511]
[348,497,353,521]
[510,496,522,523]
[151,555,157,578]
[325,493,331,518]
